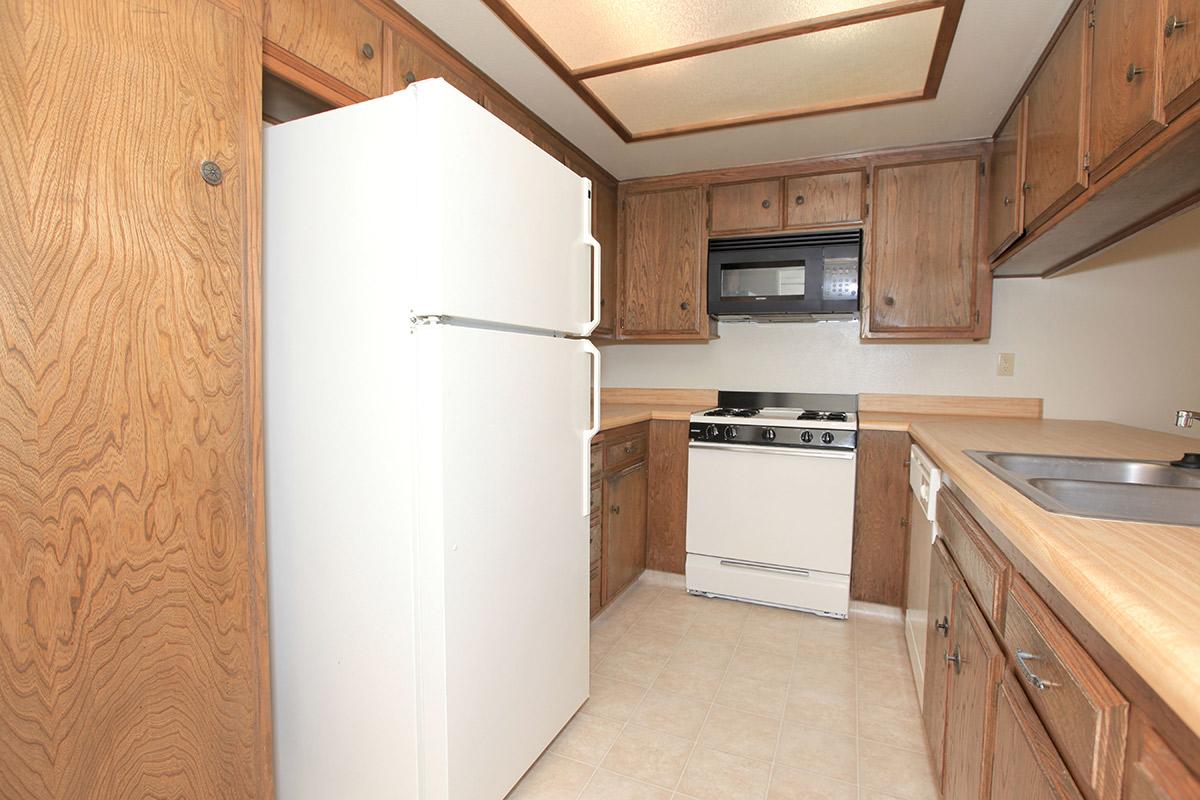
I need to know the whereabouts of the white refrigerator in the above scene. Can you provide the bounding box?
[263,79,601,800]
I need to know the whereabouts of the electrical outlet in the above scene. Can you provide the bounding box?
[997,352,1015,377]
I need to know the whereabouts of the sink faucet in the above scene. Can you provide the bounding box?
[1177,410,1200,428]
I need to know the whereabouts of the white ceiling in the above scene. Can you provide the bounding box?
[394,0,1073,180]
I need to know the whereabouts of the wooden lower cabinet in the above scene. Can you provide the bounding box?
[851,430,912,606]
[924,540,961,784]
[604,461,648,602]
[992,674,1086,800]
[1124,712,1200,800]
[646,420,689,574]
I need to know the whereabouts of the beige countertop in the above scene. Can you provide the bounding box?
[598,403,705,432]
[908,418,1200,740]
[858,411,1017,431]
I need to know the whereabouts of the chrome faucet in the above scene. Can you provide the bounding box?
[1177,410,1200,428]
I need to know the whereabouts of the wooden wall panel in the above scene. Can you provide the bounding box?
[647,420,689,574]
[851,430,912,606]
[0,1,271,797]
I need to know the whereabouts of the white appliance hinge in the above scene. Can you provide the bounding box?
[411,314,448,327]
[1083,151,1091,173]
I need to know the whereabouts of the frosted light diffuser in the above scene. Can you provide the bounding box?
[482,0,964,141]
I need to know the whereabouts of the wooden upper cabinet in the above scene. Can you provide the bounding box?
[992,675,1087,800]
[709,179,782,235]
[866,157,986,338]
[987,98,1027,260]
[265,0,383,98]
[385,27,482,102]
[1023,0,1091,231]
[1089,0,1165,179]
[1162,0,1200,120]
[483,91,566,163]
[604,461,647,602]
[619,185,708,338]
[591,178,619,336]
[923,540,960,790]
[784,170,866,230]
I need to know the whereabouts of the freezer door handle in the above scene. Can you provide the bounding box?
[579,178,601,336]
[581,339,601,515]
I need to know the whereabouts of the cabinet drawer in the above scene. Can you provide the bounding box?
[265,0,383,98]
[590,519,602,564]
[709,178,782,235]
[605,433,647,470]
[938,489,1010,629]
[591,443,602,477]
[590,479,602,519]
[1005,578,1129,800]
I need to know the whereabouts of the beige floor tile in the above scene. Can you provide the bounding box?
[775,721,857,783]
[767,764,858,800]
[596,649,670,687]
[685,616,744,644]
[786,679,855,706]
[630,689,711,740]
[857,668,919,714]
[616,624,685,659]
[783,687,856,736]
[651,659,726,703]
[600,725,694,789]
[858,702,928,752]
[739,622,800,657]
[592,621,628,651]
[714,672,789,719]
[857,646,913,675]
[698,704,781,762]
[676,746,771,800]
[638,606,696,637]
[549,712,625,766]
[580,768,673,800]
[507,753,594,800]
[673,636,737,670]
[589,649,608,672]
[858,738,939,800]
[727,647,794,683]
[585,674,648,722]
[790,658,857,694]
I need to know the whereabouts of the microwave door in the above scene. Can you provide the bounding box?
[709,247,826,315]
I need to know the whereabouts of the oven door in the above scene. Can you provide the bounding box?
[685,441,857,575]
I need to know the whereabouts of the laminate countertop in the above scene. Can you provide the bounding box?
[858,411,1012,431]
[598,403,705,432]
[908,418,1200,740]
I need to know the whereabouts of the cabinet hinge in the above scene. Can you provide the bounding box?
[974,309,981,325]
[864,201,870,219]
[1083,151,1091,173]
[979,161,986,176]
[1087,4,1096,27]
[900,516,908,529]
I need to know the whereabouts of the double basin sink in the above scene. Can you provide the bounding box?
[967,451,1200,526]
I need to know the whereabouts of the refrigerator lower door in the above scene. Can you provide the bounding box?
[413,323,595,800]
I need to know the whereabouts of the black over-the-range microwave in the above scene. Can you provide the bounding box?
[707,230,862,319]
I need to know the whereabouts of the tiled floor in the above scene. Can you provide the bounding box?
[507,579,939,800]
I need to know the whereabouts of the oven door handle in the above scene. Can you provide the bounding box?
[688,441,855,459]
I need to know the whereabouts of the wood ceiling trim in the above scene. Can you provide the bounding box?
[571,0,946,80]
[482,0,963,143]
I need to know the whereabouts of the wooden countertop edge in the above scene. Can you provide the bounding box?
[858,411,1040,431]
[598,403,705,432]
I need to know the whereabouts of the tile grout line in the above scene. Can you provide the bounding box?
[763,621,801,798]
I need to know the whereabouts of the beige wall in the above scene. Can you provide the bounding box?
[600,206,1200,437]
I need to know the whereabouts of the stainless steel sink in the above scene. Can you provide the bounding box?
[966,451,1200,526]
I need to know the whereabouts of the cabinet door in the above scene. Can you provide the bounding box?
[850,430,911,607]
[867,158,983,336]
[1089,0,1165,179]
[592,177,619,336]
[987,99,1027,260]
[1023,1,1091,231]
[923,540,960,787]
[991,675,1086,800]
[619,186,707,338]
[1163,0,1200,120]
[709,178,782,235]
[943,585,1005,800]
[386,27,482,102]
[604,462,648,602]
[1124,714,1200,800]
[265,0,383,98]
[784,170,866,229]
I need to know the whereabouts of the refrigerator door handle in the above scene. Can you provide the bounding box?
[581,339,601,515]
[579,178,601,336]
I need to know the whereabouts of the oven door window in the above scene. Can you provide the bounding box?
[719,261,806,302]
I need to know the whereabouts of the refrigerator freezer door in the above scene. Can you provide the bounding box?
[412,323,593,800]
[410,80,598,335]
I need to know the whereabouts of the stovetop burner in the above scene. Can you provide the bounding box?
[704,407,762,418]
[798,410,848,421]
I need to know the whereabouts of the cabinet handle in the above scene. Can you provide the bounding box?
[404,70,416,85]
[680,300,690,311]
[1165,15,1188,37]
[794,194,805,205]
[1126,63,1145,82]
[884,295,895,306]
[1015,650,1058,691]
[945,644,962,675]
[623,444,634,453]
[935,616,949,636]
[361,42,375,60]
[761,198,771,209]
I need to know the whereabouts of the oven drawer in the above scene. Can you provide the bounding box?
[685,553,851,617]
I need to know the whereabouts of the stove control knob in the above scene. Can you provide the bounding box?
[762,428,776,441]
[821,432,836,445]
[705,424,719,439]
[723,426,738,440]
[800,431,814,444]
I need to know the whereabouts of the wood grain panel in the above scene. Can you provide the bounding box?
[923,540,961,789]
[709,179,782,235]
[619,186,707,338]
[868,157,981,334]
[601,388,717,407]
[784,170,866,229]
[1163,0,1200,120]
[987,98,1027,260]
[850,430,911,606]
[265,0,382,98]
[604,462,647,602]
[1023,1,1090,231]
[858,393,1043,418]
[647,421,688,575]
[0,0,270,797]
[1089,0,1165,179]
[1124,712,1200,800]
[385,25,483,101]
[992,673,1087,800]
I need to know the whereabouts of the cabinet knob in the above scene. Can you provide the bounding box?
[935,616,949,636]
[761,198,771,209]
[945,645,962,674]
[404,70,416,85]
[884,295,895,306]
[1126,63,1145,82]
[361,42,375,60]
[1002,196,1012,206]
[610,504,620,515]
[1022,181,1032,193]
[794,194,805,205]
[680,300,690,311]
[1165,15,1188,37]
[199,160,223,186]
